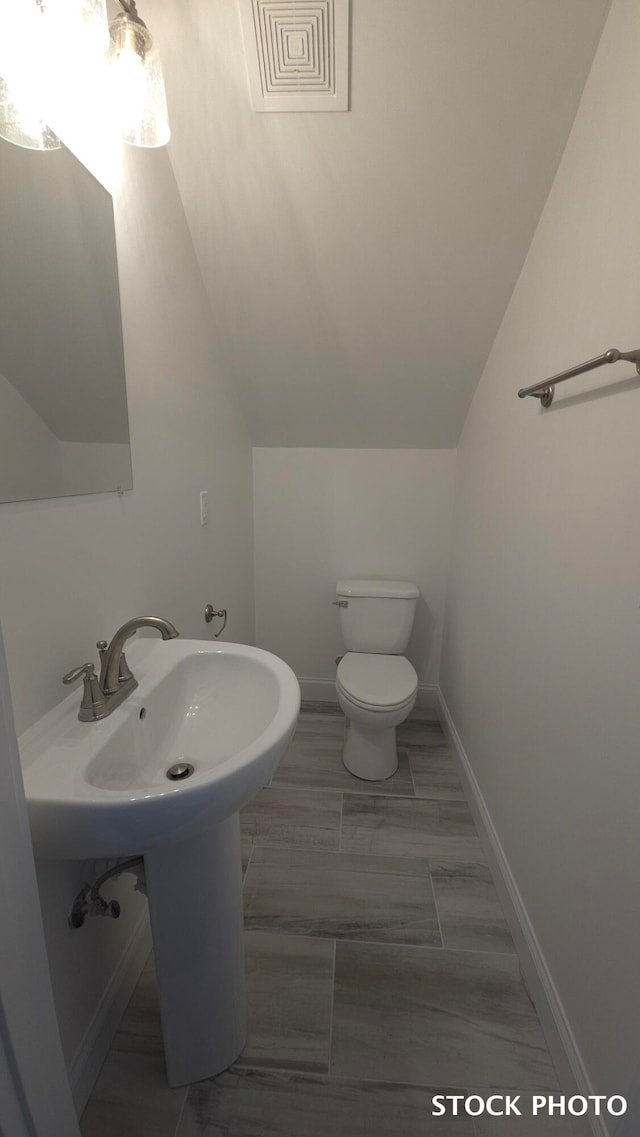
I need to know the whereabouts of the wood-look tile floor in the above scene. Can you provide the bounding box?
[81,704,580,1137]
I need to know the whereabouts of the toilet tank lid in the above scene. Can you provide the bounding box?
[336,579,420,599]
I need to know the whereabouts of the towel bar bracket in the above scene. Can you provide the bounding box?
[531,385,555,407]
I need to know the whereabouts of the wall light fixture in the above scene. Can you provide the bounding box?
[0,0,170,152]
[108,0,170,148]
[0,0,63,150]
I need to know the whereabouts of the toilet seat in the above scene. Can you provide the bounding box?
[336,652,418,710]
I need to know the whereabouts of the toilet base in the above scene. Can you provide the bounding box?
[342,720,398,781]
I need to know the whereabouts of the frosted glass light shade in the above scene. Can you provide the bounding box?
[42,0,110,58]
[108,12,170,148]
[0,73,60,151]
[0,0,60,150]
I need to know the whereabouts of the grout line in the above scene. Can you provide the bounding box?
[327,938,337,1076]
[244,927,336,943]
[242,843,255,891]
[252,781,344,799]
[270,778,422,800]
[320,936,521,959]
[243,836,489,867]
[172,1086,189,1137]
[231,1060,487,1095]
[427,863,445,950]
[243,841,432,870]
[270,784,469,803]
[302,1066,536,1093]
[406,749,419,799]
[242,924,517,958]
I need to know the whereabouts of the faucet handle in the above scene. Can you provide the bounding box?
[63,662,97,686]
[62,663,108,723]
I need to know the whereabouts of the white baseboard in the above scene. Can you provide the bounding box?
[68,909,152,1117]
[414,683,438,710]
[298,677,339,704]
[436,688,609,1137]
[298,676,438,710]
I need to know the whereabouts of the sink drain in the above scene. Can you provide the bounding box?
[166,761,194,781]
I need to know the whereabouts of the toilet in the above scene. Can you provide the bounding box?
[335,579,419,780]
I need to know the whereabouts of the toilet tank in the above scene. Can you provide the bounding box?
[336,579,419,654]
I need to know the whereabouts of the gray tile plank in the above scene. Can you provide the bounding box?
[398,717,464,799]
[300,700,343,716]
[250,845,432,877]
[430,861,515,954]
[407,705,440,723]
[238,931,334,1072]
[112,954,162,1055]
[80,1050,186,1137]
[472,1092,592,1136]
[331,942,558,1090]
[241,786,342,850]
[273,733,415,796]
[409,750,465,800]
[178,1068,475,1136]
[244,846,440,945]
[341,795,485,861]
[295,711,346,736]
[397,718,448,749]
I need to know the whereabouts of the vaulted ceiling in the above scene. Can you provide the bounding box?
[152,0,609,447]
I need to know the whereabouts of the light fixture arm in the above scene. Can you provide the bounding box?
[117,0,145,27]
[112,0,152,78]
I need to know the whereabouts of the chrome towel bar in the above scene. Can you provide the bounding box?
[518,347,640,407]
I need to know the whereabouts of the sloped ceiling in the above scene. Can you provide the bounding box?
[152,0,609,447]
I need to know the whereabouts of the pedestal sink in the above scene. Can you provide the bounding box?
[20,639,300,1086]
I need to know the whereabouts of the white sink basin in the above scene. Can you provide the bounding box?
[20,636,300,1088]
[21,639,300,860]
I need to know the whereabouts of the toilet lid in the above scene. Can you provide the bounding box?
[337,653,418,708]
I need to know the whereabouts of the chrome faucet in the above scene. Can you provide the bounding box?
[63,616,179,722]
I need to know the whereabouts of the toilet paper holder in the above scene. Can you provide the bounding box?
[204,605,227,638]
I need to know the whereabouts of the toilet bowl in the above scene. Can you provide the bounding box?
[337,653,418,780]
[334,579,420,781]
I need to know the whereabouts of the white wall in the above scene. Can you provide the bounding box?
[254,448,456,692]
[441,0,640,1107]
[0,146,254,1089]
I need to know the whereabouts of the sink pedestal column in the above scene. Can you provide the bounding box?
[144,814,246,1086]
